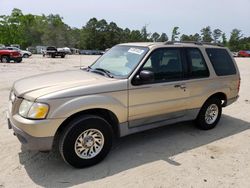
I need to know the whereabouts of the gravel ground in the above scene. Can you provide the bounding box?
[0,55,250,188]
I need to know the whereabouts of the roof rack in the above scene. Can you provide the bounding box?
[164,41,224,47]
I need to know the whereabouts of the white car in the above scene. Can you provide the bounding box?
[6,47,32,58]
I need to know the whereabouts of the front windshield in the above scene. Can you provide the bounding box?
[91,45,149,77]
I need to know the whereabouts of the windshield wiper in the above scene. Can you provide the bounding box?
[86,66,92,71]
[92,68,114,78]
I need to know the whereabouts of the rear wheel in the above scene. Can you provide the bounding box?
[59,115,113,168]
[1,56,10,63]
[195,98,222,130]
[61,54,65,58]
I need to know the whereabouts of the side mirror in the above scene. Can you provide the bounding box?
[133,70,154,85]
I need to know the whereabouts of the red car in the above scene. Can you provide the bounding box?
[0,49,22,63]
[238,50,250,57]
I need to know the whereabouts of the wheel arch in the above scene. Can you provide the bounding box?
[206,92,227,107]
[0,55,10,62]
[53,108,120,147]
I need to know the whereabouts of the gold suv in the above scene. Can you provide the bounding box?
[7,42,240,168]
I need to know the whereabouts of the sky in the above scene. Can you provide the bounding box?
[1,0,250,38]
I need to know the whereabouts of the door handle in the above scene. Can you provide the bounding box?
[174,84,186,89]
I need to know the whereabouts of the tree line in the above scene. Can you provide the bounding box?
[0,8,249,51]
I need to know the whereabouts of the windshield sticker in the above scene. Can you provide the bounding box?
[128,48,144,55]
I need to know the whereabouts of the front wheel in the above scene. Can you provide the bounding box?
[59,115,113,168]
[16,58,22,63]
[195,98,222,130]
[23,54,29,58]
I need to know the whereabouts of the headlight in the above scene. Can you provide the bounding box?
[19,99,33,117]
[19,99,49,119]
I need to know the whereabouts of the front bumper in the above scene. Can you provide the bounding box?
[7,110,64,151]
[8,118,53,151]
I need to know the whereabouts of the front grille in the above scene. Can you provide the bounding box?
[9,90,22,115]
[10,92,16,103]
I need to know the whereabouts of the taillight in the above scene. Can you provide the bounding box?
[237,78,241,93]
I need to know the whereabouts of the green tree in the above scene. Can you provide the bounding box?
[180,34,190,41]
[41,14,69,47]
[130,30,143,42]
[158,33,168,42]
[222,33,227,46]
[229,29,243,51]
[1,8,249,51]
[140,25,150,41]
[171,26,180,41]
[0,15,9,45]
[239,37,250,50]
[121,28,131,43]
[201,26,213,42]
[193,33,201,41]
[151,32,160,42]
[213,29,222,43]
[180,33,201,42]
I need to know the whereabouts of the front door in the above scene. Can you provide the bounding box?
[128,47,189,127]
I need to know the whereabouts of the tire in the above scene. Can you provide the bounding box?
[16,58,22,63]
[61,55,65,58]
[52,54,55,58]
[1,56,10,63]
[23,54,29,58]
[195,98,222,130]
[59,115,113,168]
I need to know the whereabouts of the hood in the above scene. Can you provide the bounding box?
[0,49,15,53]
[13,70,125,100]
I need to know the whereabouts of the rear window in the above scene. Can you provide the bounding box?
[206,48,236,76]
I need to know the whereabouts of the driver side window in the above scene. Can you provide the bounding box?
[142,48,183,83]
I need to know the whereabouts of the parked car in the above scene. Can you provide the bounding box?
[231,51,238,57]
[70,48,79,54]
[62,47,72,54]
[7,42,240,168]
[0,49,22,63]
[93,50,105,55]
[79,50,104,55]
[79,50,93,55]
[26,47,37,54]
[36,46,47,54]
[10,44,20,49]
[6,46,32,58]
[238,50,250,57]
[42,46,66,58]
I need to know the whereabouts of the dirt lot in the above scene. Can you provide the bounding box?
[0,55,250,188]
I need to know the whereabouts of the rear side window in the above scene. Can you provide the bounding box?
[206,48,236,76]
[186,48,209,78]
